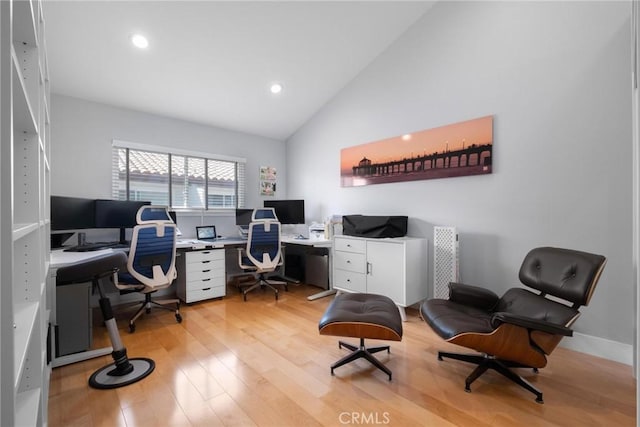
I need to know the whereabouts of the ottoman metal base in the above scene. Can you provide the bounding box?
[332,338,393,380]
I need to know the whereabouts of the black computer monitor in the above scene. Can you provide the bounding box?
[263,200,305,224]
[235,208,254,226]
[50,195,96,231]
[94,199,151,244]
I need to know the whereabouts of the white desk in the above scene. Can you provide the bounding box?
[176,236,335,300]
[50,247,118,269]
[49,248,122,368]
[49,236,335,367]
[280,237,335,300]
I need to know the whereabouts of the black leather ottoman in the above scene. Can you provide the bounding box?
[318,293,403,380]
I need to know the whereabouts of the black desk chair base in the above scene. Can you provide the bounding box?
[241,273,288,301]
[438,351,544,403]
[126,292,182,333]
[89,355,155,389]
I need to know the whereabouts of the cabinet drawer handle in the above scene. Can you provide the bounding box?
[202,269,211,273]
[202,287,211,291]
[346,260,351,263]
[201,260,211,264]
[202,278,211,282]
[202,251,211,254]
[347,279,351,282]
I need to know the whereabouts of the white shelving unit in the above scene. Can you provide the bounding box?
[1,0,51,425]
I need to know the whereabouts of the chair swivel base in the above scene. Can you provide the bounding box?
[331,338,393,381]
[89,352,155,389]
[242,276,288,301]
[128,294,182,333]
[438,351,544,403]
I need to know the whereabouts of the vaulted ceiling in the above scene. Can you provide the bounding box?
[44,1,435,141]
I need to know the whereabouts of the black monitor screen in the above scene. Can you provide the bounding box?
[50,196,96,231]
[94,199,151,229]
[235,208,254,226]
[263,200,305,224]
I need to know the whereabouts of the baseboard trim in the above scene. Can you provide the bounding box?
[560,332,633,366]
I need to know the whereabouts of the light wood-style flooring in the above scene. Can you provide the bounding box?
[49,284,636,426]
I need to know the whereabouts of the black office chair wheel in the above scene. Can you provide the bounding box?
[176,313,182,323]
[275,290,279,300]
[243,291,248,302]
[129,323,136,333]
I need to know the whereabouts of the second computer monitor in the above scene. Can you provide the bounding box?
[50,195,96,231]
[94,199,151,243]
[235,208,254,226]
[263,199,305,224]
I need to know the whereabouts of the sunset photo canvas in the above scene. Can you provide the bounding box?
[341,115,493,187]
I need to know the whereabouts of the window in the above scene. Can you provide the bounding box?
[112,142,246,210]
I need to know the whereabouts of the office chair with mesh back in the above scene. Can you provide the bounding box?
[420,246,606,403]
[115,205,182,332]
[237,208,288,301]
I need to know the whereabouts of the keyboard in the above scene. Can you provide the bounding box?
[63,242,123,252]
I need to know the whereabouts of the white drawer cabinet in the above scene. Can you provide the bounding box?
[176,249,226,303]
[332,235,427,320]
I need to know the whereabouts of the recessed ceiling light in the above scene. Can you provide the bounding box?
[402,134,412,141]
[270,83,283,94]
[131,34,149,49]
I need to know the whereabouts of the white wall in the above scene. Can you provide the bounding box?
[51,94,287,238]
[287,1,633,363]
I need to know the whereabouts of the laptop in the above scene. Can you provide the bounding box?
[196,225,217,241]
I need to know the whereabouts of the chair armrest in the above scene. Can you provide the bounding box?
[448,282,499,311]
[491,312,573,336]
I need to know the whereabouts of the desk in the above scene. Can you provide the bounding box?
[176,237,334,301]
[49,236,334,366]
[280,238,335,300]
[49,248,121,367]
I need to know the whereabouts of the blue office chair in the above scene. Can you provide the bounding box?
[116,205,182,332]
[238,208,288,301]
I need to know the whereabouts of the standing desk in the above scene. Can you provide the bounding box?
[49,248,122,367]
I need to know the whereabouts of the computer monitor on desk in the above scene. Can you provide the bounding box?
[263,200,305,225]
[50,195,97,248]
[235,208,253,239]
[95,199,151,245]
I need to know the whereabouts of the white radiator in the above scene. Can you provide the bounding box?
[433,226,459,299]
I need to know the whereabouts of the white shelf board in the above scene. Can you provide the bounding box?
[13,301,39,388]
[15,388,41,427]
[12,0,38,47]
[13,222,39,241]
[11,50,38,135]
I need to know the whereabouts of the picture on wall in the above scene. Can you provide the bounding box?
[260,166,277,196]
[340,115,493,187]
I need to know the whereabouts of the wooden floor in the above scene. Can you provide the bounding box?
[49,284,636,427]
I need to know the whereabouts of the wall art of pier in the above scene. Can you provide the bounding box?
[343,143,492,187]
